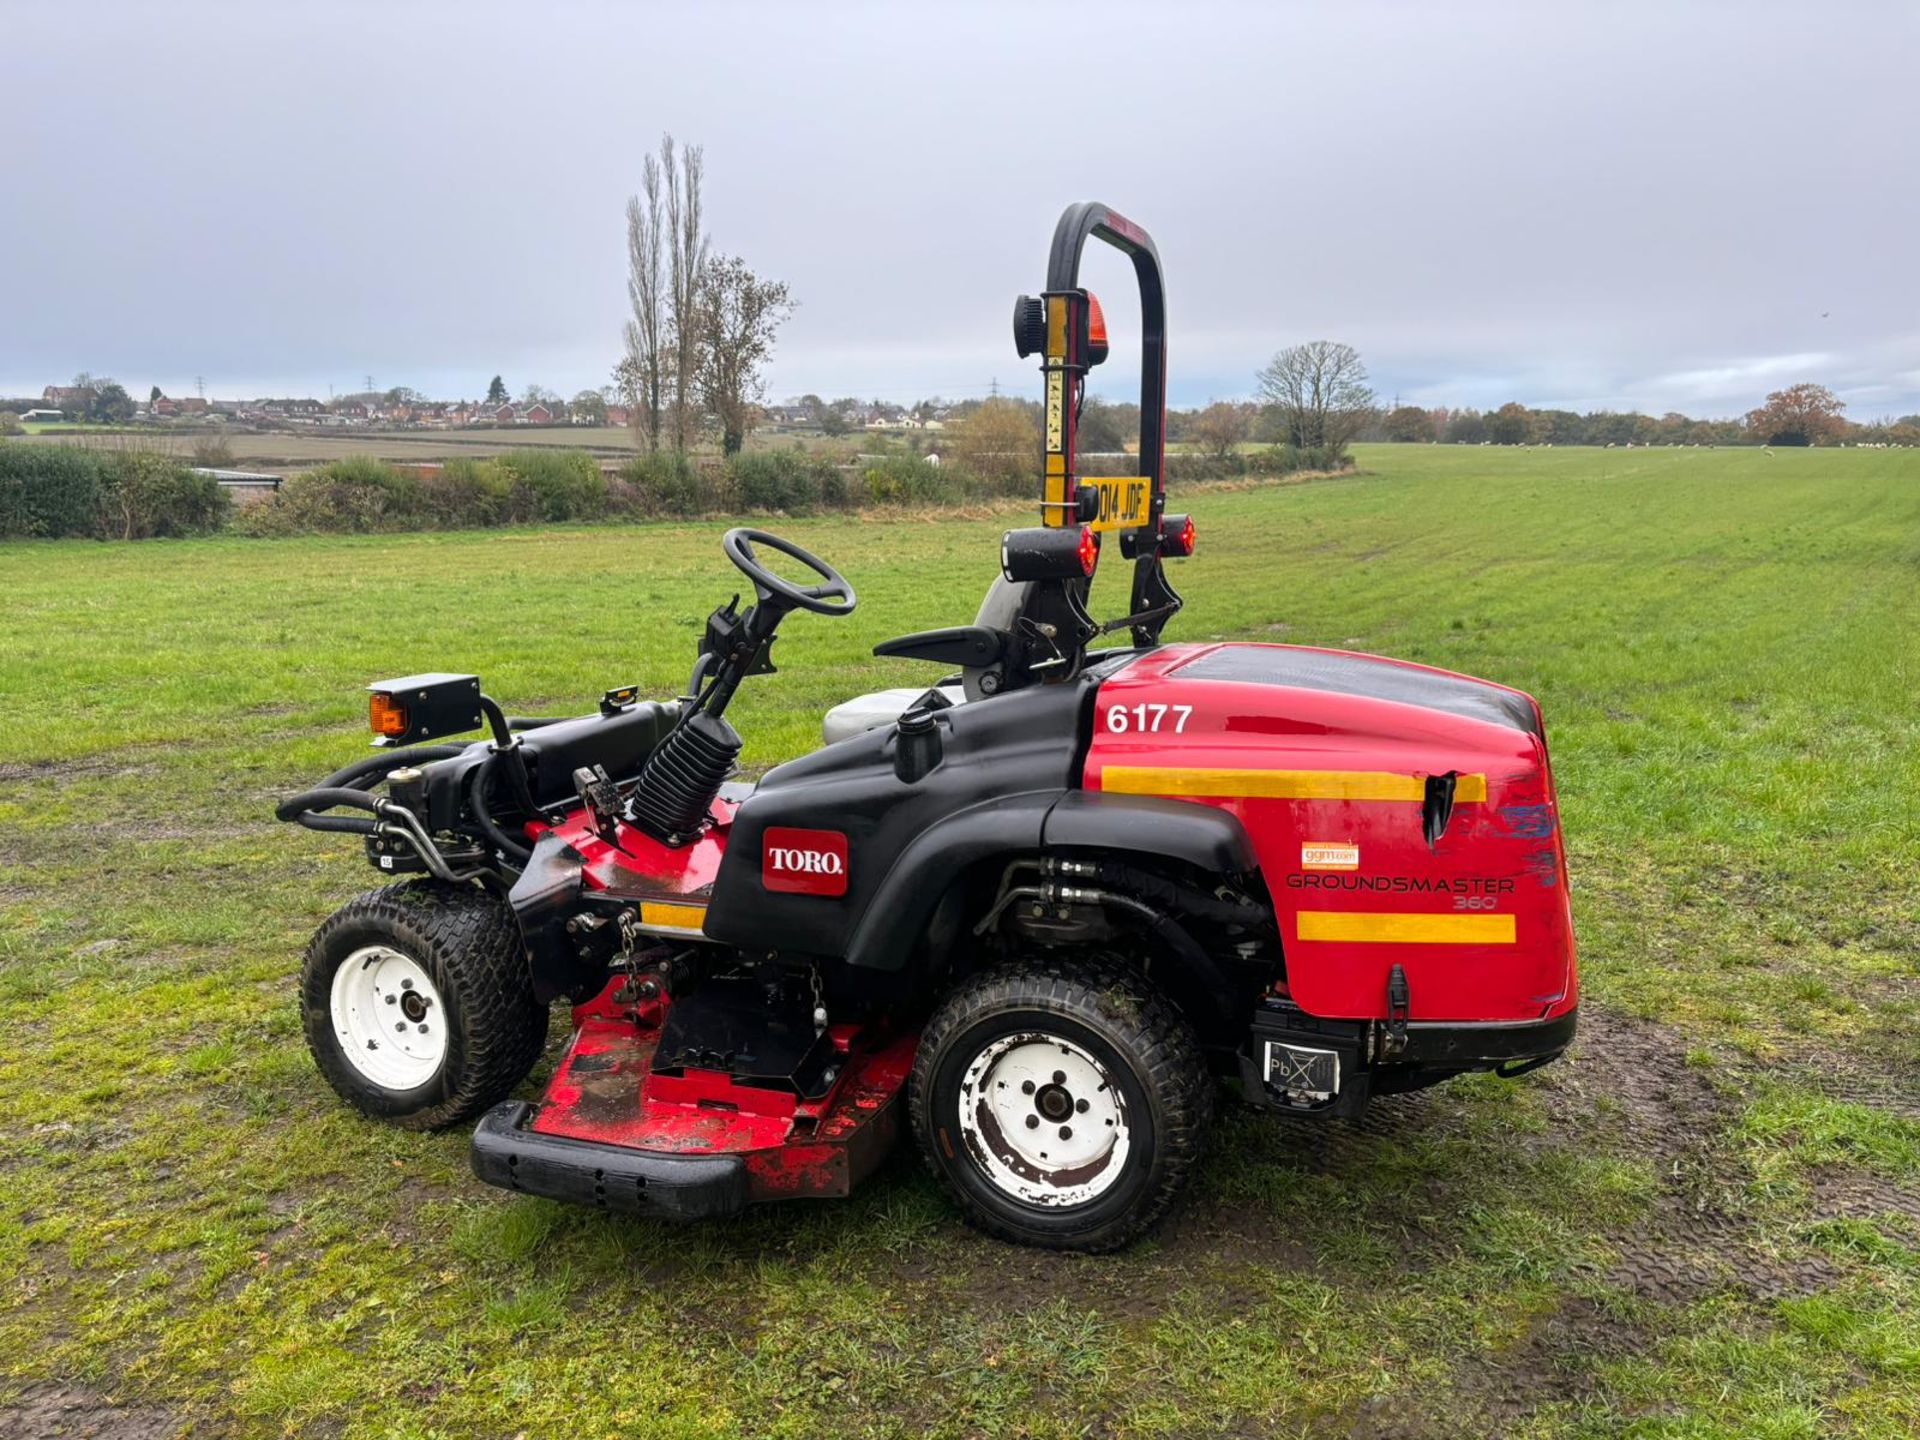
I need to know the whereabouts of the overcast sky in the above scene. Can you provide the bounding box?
[4,2,1916,417]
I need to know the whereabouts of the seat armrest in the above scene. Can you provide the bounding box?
[873,625,1006,668]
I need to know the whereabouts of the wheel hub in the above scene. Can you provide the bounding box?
[958,1032,1130,1207]
[330,945,447,1091]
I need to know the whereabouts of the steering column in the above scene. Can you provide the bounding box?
[628,528,856,845]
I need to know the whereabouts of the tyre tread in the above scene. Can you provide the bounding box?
[301,881,547,1131]
[909,955,1210,1252]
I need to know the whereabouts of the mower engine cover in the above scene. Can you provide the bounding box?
[1084,642,1577,1024]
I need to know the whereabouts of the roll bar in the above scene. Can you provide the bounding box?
[1045,202,1169,527]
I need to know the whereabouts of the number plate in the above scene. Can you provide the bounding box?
[1082,474,1152,533]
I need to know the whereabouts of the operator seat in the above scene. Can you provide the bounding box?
[820,575,1039,743]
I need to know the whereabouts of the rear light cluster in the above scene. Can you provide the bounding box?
[1001,525,1100,583]
[1118,513,1196,560]
[1077,524,1100,575]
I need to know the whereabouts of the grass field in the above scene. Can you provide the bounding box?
[2,444,1917,1438]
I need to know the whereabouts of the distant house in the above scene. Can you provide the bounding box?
[604,404,631,427]
[152,396,180,416]
[516,402,554,425]
[329,401,368,421]
[20,408,63,422]
[43,385,95,411]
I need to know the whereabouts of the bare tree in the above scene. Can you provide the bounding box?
[622,152,665,451]
[661,135,709,450]
[1189,400,1252,458]
[697,254,792,455]
[1255,341,1375,458]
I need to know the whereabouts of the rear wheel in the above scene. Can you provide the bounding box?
[910,957,1209,1252]
[300,881,548,1131]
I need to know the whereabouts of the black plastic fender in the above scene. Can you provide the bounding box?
[507,831,595,1003]
[842,791,1064,970]
[1041,790,1257,875]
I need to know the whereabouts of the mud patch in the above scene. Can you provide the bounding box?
[1346,1294,1649,1439]
[1810,1170,1920,1230]
[1537,1005,1838,1303]
[0,1385,181,1440]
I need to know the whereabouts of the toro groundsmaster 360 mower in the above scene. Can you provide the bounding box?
[279,204,1578,1251]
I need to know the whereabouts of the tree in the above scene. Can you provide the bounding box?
[661,135,708,450]
[1189,400,1251,458]
[1077,396,1130,453]
[1254,341,1375,458]
[1382,404,1434,442]
[90,383,134,424]
[1486,402,1536,445]
[1746,382,1846,446]
[485,375,508,405]
[519,383,561,406]
[149,384,162,404]
[696,253,793,456]
[570,388,609,426]
[819,398,858,437]
[622,150,666,451]
[949,397,1040,495]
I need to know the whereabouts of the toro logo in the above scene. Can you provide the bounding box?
[762,827,849,897]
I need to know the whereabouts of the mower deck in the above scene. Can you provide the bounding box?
[471,981,917,1219]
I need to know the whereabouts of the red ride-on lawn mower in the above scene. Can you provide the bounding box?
[279,204,1578,1251]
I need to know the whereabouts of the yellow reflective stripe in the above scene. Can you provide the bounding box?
[1101,768,1488,803]
[638,901,708,932]
[1297,911,1515,945]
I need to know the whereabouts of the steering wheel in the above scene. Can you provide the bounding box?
[722,527,857,616]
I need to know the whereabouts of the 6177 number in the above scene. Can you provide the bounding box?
[1104,703,1193,735]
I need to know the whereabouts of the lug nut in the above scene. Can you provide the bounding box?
[1021,1080,1035,1094]
[1059,1126,1072,1140]
[1025,1115,1039,1129]
[1075,1098,1089,1113]
[400,978,413,990]
[385,993,396,1005]
[1052,1071,1066,1085]
[417,1024,429,1034]
[394,1022,405,1033]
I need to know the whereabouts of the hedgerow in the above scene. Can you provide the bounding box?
[2,440,1331,540]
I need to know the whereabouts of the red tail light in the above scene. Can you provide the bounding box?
[1171,513,1196,556]
[1077,525,1100,575]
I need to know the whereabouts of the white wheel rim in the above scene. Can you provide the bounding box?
[956,1031,1131,1207]
[330,944,448,1091]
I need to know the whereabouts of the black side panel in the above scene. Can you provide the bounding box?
[706,677,1094,967]
[507,832,592,1003]
[1177,647,1539,735]
[1043,791,1256,874]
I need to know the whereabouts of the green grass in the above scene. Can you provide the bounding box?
[1,444,1917,1436]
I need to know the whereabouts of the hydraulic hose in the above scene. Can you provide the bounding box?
[315,743,465,793]
[275,785,385,825]
[466,758,533,865]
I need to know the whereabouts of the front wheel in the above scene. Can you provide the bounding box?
[299,881,548,1131]
[909,958,1210,1252]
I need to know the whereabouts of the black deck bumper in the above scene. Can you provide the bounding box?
[470,1101,750,1219]
[1244,1004,1579,1117]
